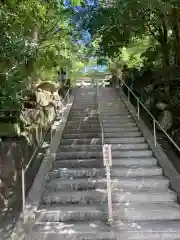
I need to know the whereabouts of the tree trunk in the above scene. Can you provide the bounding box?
[171,8,180,69]
[158,19,170,70]
[149,17,170,70]
[25,25,39,75]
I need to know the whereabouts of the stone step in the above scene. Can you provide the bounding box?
[60,137,145,145]
[70,106,97,109]
[69,111,131,118]
[41,189,176,204]
[46,176,169,191]
[60,138,102,145]
[67,116,99,121]
[113,202,180,221]
[36,202,180,222]
[47,166,162,180]
[102,112,129,115]
[53,158,103,168]
[66,119,100,125]
[71,102,97,104]
[68,115,99,120]
[64,128,101,134]
[101,112,131,117]
[101,102,126,104]
[114,220,180,239]
[58,145,101,152]
[68,111,98,115]
[71,105,97,108]
[31,221,115,240]
[72,101,97,103]
[103,115,132,120]
[103,118,134,123]
[64,127,139,134]
[101,106,127,109]
[71,103,97,105]
[70,107,97,111]
[69,108,97,112]
[64,124,101,129]
[101,110,129,115]
[53,157,157,168]
[70,109,98,112]
[63,132,142,139]
[58,143,149,152]
[36,204,106,222]
[55,150,152,159]
[105,137,145,143]
[105,132,142,137]
[66,122,137,129]
[101,105,126,107]
[101,106,127,110]
[63,133,101,139]
[100,105,127,109]
[69,112,98,117]
[66,118,135,125]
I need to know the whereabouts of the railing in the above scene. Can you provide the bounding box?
[119,78,180,152]
[21,87,72,215]
[96,85,104,146]
[96,82,113,225]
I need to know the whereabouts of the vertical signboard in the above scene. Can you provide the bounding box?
[103,144,112,166]
[103,144,113,224]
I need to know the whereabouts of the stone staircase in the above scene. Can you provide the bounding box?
[29,87,180,239]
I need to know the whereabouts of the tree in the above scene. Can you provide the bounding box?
[81,0,180,77]
[0,0,87,110]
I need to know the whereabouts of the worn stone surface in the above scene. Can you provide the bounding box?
[120,88,180,195]
[10,93,72,240]
[9,86,180,239]
[35,90,52,107]
[0,137,33,209]
[158,110,173,131]
[37,81,59,93]
[0,83,69,239]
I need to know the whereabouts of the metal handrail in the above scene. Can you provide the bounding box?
[96,81,113,225]
[119,77,180,151]
[99,105,105,146]
[96,82,104,145]
[21,87,72,214]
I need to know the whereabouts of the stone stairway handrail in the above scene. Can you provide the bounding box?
[21,87,72,214]
[119,77,180,153]
[24,87,71,172]
[96,83,105,146]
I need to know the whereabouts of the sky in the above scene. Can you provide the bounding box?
[84,65,108,73]
[64,0,98,9]
[64,0,108,72]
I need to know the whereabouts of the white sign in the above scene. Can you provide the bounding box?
[103,144,112,166]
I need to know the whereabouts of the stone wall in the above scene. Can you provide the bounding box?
[0,81,64,210]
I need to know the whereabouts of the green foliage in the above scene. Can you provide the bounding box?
[82,0,180,77]
[0,0,90,111]
[120,37,154,68]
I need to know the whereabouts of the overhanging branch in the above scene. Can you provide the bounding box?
[146,23,161,43]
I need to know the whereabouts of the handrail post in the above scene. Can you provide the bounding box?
[106,164,113,225]
[62,101,64,119]
[19,87,73,220]
[50,126,53,144]
[119,78,180,154]
[137,99,140,120]
[128,89,130,102]
[153,119,157,147]
[103,144,113,225]
[22,168,25,217]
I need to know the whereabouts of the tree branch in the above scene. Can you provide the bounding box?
[146,23,161,43]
